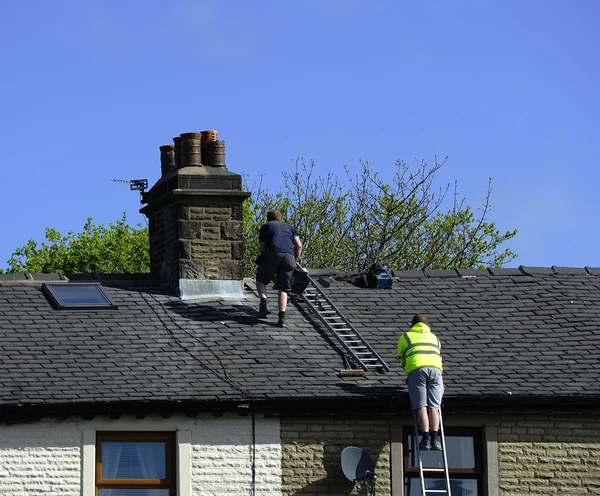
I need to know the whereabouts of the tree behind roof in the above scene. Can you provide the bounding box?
[1,158,517,275]
[1,215,150,274]
[243,158,517,275]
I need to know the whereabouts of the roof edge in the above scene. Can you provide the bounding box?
[2,266,600,283]
[2,394,600,422]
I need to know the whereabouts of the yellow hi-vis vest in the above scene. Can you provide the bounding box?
[397,323,443,374]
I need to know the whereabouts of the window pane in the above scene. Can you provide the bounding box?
[57,285,110,304]
[47,283,114,306]
[408,434,476,468]
[405,478,478,496]
[98,490,169,496]
[102,442,166,479]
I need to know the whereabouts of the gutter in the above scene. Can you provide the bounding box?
[2,393,600,423]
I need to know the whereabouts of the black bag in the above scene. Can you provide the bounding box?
[291,268,310,294]
[366,263,392,289]
[349,273,368,288]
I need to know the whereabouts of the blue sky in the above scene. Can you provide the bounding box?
[1,0,598,269]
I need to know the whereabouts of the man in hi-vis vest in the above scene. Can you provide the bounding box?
[397,314,444,450]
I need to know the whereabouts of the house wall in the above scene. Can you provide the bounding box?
[191,413,282,495]
[3,411,597,495]
[0,419,81,495]
[0,413,282,496]
[278,412,600,496]
[498,413,600,495]
[280,417,391,496]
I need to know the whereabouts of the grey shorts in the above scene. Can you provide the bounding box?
[407,367,444,410]
[256,252,296,293]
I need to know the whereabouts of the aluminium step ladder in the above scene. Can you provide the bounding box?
[411,407,451,496]
[294,270,389,372]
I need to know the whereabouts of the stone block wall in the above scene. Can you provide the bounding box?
[148,203,178,278]
[148,203,243,282]
[179,204,243,280]
[281,417,391,496]
[498,413,600,495]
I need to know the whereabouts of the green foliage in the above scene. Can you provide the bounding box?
[2,157,517,276]
[243,158,516,275]
[2,214,150,274]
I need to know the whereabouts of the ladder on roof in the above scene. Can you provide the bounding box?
[295,271,390,372]
[410,407,452,496]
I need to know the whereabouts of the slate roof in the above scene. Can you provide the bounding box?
[1,266,600,418]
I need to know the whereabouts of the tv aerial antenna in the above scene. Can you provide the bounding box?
[341,446,377,495]
[112,178,148,206]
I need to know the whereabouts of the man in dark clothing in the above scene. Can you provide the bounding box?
[256,210,303,327]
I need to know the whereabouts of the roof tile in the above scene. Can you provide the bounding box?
[0,268,599,410]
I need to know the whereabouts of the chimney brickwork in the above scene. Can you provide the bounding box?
[141,130,250,298]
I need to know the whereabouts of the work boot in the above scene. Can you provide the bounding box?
[276,315,287,328]
[431,438,442,451]
[419,437,431,451]
[258,302,270,318]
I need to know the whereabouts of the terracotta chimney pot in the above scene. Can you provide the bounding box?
[159,145,176,176]
[180,132,202,167]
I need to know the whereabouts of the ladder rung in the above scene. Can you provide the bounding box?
[301,279,389,372]
[422,468,445,472]
[425,491,448,494]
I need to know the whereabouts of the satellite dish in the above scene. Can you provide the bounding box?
[341,446,377,494]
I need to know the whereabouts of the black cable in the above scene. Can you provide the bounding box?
[251,406,256,496]
[140,291,257,401]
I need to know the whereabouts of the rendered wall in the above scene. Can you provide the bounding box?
[0,413,282,496]
[0,419,81,495]
[191,413,282,495]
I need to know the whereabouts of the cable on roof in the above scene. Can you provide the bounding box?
[140,291,257,402]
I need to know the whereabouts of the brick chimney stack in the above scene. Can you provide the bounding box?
[141,130,250,299]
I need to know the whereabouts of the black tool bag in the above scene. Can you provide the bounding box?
[291,268,310,295]
[366,263,393,289]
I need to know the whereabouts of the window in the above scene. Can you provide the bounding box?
[96,432,176,496]
[43,283,117,309]
[403,427,483,496]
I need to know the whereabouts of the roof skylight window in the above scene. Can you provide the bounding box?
[43,283,117,310]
